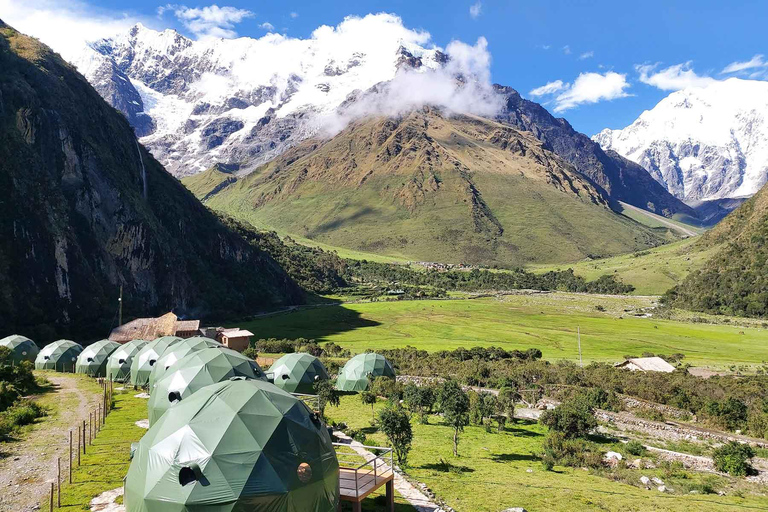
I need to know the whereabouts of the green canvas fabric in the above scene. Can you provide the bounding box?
[130,336,183,387]
[107,339,149,382]
[126,379,339,512]
[148,346,266,425]
[148,336,221,392]
[76,339,122,377]
[268,353,330,394]
[335,353,395,392]
[34,340,83,372]
[0,335,39,364]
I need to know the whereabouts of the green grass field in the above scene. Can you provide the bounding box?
[327,396,768,512]
[527,238,721,296]
[241,293,768,368]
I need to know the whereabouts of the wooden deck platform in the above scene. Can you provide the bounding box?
[335,442,395,512]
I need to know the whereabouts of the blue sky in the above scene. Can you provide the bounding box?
[3,0,767,135]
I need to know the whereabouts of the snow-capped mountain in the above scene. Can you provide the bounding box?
[593,78,768,203]
[73,17,451,176]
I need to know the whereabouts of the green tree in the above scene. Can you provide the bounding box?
[314,379,339,419]
[712,441,755,476]
[496,387,518,432]
[361,391,377,422]
[539,397,597,439]
[378,405,413,467]
[439,380,470,456]
[403,384,436,424]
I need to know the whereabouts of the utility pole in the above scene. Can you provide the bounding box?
[118,285,123,326]
[578,326,583,368]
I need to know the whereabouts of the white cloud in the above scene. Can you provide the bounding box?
[636,62,716,91]
[722,54,768,74]
[529,72,631,112]
[320,34,504,135]
[168,4,254,38]
[469,2,482,19]
[0,0,146,62]
[529,80,566,97]
[290,12,299,18]
[259,22,275,31]
[541,44,551,50]
[578,51,594,60]
[562,45,571,55]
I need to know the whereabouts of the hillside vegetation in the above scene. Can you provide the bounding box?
[665,183,768,316]
[0,22,311,341]
[185,109,675,267]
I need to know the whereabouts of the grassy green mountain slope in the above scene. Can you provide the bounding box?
[665,183,768,316]
[187,109,672,267]
[0,21,303,341]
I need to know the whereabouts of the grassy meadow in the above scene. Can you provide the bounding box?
[242,293,768,368]
[527,238,721,296]
[327,396,768,512]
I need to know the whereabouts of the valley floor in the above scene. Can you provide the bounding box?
[242,292,768,370]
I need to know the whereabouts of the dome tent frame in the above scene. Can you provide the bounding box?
[147,346,265,425]
[268,353,330,394]
[35,340,83,372]
[147,336,221,392]
[126,379,340,512]
[107,339,149,382]
[0,335,39,364]
[336,353,395,392]
[76,339,122,377]
[130,336,182,387]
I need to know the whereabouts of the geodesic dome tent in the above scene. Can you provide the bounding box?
[76,339,122,377]
[148,346,266,425]
[335,353,395,392]
[107,339,149,382]
[126,379,339,512]
[148,336,221,392]
[268,353,330,394]
[35,340,83,372]
[130,336,183,387]
[0,335,39,364]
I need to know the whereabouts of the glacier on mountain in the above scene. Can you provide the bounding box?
[593,78,768,203]
[72,14,498,176]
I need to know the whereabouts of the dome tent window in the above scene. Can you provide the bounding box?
[297,462,312,483]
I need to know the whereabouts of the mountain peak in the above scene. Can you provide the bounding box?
[593,78,768,203]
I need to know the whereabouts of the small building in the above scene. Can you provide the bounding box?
[217,329,254,352]
[615,356,676,373]
[109,312,200,343]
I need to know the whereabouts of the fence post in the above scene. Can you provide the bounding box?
[82,420,86,455]
[77,426,81,465]
[57,457,61,507]
[68,430,72,484]
[49,482,53,511]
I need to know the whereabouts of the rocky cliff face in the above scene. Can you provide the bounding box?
[0,21,302,341]
[493,86,695,218]
[593,78,768,204]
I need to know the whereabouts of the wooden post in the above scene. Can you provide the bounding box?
[386,479,394,512]
[77,426,81,465]
[82,420,86,455]
[57,457,61,507]
[49,482,54,512]
[68,431,72,484]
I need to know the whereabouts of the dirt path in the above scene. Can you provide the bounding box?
[619,201,699,237]
[0,373,102,512]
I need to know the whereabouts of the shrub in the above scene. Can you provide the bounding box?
[712,441,755,476]
[541,432,605,469]
[378,405,413,467]
[624,440,646,456]
[540,398,597,439]
[242,346,258,360]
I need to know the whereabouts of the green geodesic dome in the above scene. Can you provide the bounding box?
[107,339,149,382]
[130,336,183,387]
[126,378,339,512]
[335,353,395,392]
[0,335,39,364]
[35,340,83,372]
[148,347,266,425]
[76,339,121,377]
[148,337,221,392]
[268,353,330,394]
